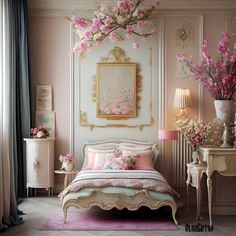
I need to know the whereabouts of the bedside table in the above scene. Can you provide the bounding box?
[186,162,207,221]
[54,170,78,189]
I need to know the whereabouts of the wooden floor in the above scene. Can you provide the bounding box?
[1,197,236,236]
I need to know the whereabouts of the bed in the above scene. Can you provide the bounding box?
[60,140,179,225]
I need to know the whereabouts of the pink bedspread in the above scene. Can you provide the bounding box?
[59,170,179,200]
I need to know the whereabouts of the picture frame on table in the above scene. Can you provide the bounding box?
[35,111,55,138]
[36,85,52,111]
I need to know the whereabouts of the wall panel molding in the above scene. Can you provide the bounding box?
[28,0,236,11]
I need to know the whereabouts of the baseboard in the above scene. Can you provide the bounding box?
[200,205,236,215]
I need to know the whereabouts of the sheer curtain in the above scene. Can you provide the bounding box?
[0,0,31,232]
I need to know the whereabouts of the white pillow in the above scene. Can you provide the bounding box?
[93,151,114,170]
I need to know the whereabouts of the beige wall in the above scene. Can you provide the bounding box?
[28,17,71,189]
[28,7,236,206]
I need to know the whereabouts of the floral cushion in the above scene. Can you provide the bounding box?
[103,153,138,170]
[122,150,154,170]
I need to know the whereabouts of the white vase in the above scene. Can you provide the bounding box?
[64,161,74,171]
[214,100,234,125]
[192,150,199,164]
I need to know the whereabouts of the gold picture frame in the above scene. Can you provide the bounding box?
[96,62,137,120]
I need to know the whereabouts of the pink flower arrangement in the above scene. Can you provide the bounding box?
[59,154,76,163]
[99,92,133,115]
[69,0,160,53]
[30,126,49,138]
[176,118,211,151]
[177,32,236,100]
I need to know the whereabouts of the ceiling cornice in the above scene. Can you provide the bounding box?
[27,0,236,10]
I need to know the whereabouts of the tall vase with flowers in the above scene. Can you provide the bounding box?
[177,32,236,125]
[68,0,160,54]
[176,118,211,164]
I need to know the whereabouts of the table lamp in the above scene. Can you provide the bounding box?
[173,88,191,119]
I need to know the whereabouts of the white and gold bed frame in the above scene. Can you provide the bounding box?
[62,140,178,225]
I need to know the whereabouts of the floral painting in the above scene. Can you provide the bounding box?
[96,63,136,119]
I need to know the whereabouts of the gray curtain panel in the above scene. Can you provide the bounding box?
[0,0,31,232]
[10,0,32,198]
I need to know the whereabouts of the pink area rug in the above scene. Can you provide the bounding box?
[41,207,177,231]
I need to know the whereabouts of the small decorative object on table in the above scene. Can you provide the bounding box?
[31,126,49,138]
[176,118,211,164]
[59,154,76,171]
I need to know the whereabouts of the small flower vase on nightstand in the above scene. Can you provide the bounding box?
[192,150,199,164]
[64,161,74,172]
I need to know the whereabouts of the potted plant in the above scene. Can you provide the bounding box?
[177,32,236,124]
[176,118,211,164]
[59,154,76,172]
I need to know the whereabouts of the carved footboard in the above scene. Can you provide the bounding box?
[63,189,178,225]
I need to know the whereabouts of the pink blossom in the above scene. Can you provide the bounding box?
[83,29,92,39]
[92,19,101,31]
[60,154,76,163]
[109,31,118,41]
[71,0,160,54]
[100,25,110,34]
[71,17,88,28]
[73,40,90,53]
[104,17,113,26]
[31,128,38,135]
[126,24,133,37]
[95,40,101,47]
[176,32,236,100]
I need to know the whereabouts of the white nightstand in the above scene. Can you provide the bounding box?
[24,138,54,197]
[186,162,207,221]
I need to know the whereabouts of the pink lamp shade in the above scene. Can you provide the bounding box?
[158,130,179,140]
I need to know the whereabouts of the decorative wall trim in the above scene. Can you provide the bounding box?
[69,22,74,155]
[80,109,154,131]
[28,0,236,11]
[157,17,166,173]
[198,15,204,120]
[78,47,154,131]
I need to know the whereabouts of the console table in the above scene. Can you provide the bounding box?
[198,147,236,226]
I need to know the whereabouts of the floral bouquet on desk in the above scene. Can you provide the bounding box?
[31,126,49,138]
[176,118,211,164]
[59,154,76,172]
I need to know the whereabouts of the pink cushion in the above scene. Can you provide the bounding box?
[135,150,153,170]
[83,151,95,170]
